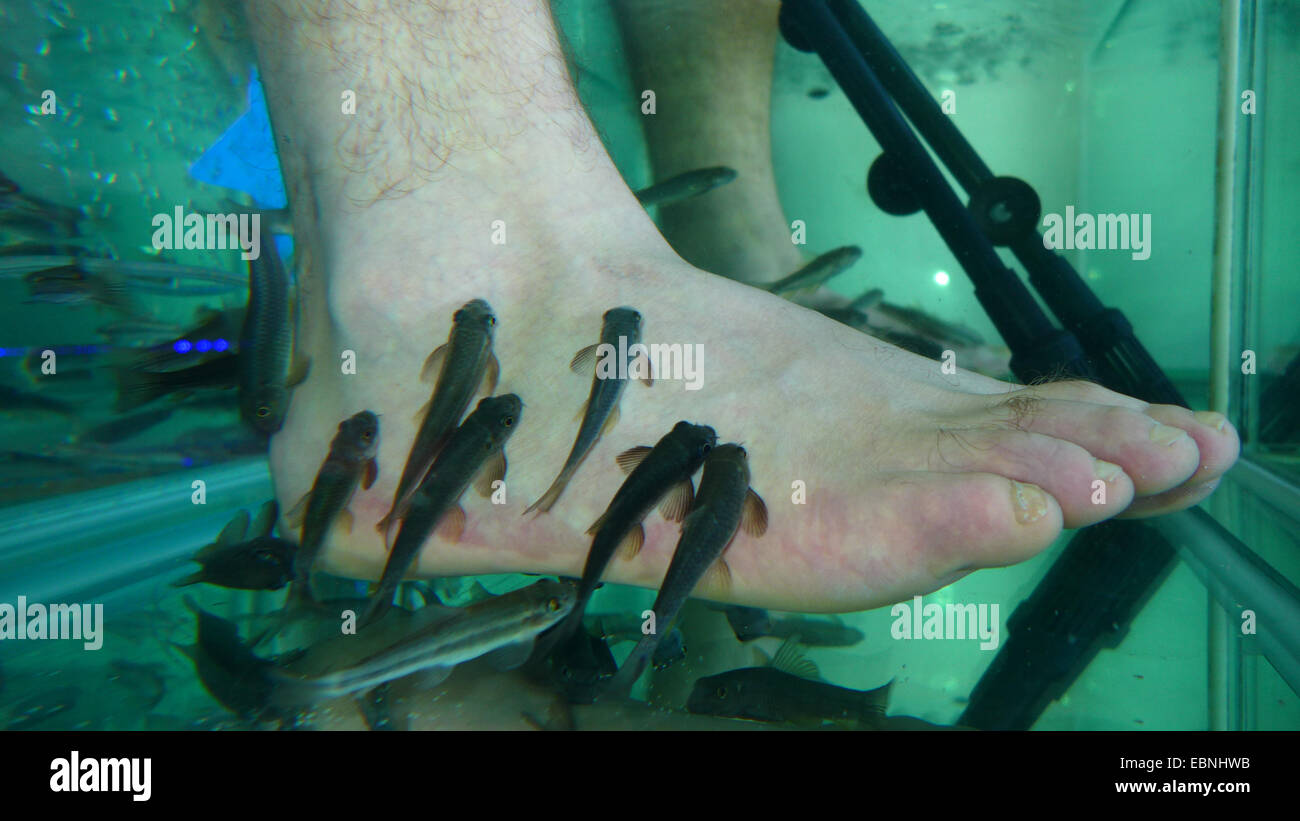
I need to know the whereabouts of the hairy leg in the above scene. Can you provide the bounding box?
[245,0,1238,614]
[613,0,802,284]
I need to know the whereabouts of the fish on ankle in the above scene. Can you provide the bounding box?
[526,306,650,515]
[284,410,380,604]
[544,421,718,654]
[634,166,737,208]
[364,394,521,626]
[239,226,309,434]
[606,443,768,696]
[377,298,499,542]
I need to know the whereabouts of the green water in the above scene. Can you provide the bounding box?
[0,0,1297,731]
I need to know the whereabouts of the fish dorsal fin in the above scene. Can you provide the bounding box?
[251,499,279,538]
[420,344,448,384]
[474,450,507,497]
[615,445,652,474]
[198,510,250,558]
[741,489,768,537]
[770,635,819,680]
[570,344,600,374]
[658,479,694,523]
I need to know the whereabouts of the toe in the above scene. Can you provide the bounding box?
[957,394,1201,495]
[916,425,1134,528]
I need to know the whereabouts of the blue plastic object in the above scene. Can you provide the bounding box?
[189,67,286,209]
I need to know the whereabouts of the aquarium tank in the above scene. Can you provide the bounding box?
[0,0,1296,733]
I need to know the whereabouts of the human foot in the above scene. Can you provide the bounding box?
[248,0,1239,614]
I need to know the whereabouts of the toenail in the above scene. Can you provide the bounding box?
[1010,480,1048,524]
[1093,459,1123,482]
[1192,410,1228,432]
[1149,424,1188,446]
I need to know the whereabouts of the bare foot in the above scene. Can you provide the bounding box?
[246,0,1239,614]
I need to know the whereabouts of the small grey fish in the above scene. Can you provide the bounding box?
[172,505,298,591]
[708,604,864,646]
[526,306,648,515]
[364,394,522,625]
[377,298,499,540]
[848,287,884,312]
[0,208,81,241]
[719,604,773,641]
[112,352,240,412]
[769,615,864,647]
[634,166,737,208]
[125,306,244,373]
[873,300,985,348]
[239,228,308,434]
[650,628,686,670]
[176,598,277,722]
[766,245,863,296]
[96,317,185,342]
[273,579,574,704]
[687,637,891,728]
[5,687,80,730]
[607,443,768,695]
[0,384,76,416]
[20,348,96,382]
[76,407,174,444]
[108,660,167,713]
[285,410,380,601]
[552,421,718,648]
[23,264,131,312]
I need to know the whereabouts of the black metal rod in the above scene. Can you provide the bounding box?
[782,0,1090,381]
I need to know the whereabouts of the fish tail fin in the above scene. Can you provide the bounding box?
[524,469,574,516]
[861,678,894,716]
[112,365,167,412]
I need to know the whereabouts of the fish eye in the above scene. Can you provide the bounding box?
[715,686,727,699]
[256,405,271,418]
[546,597,561,612]
[487,315,496,326]
[502,415,514,427]
[255,550,276,562]
[701,443,712,455]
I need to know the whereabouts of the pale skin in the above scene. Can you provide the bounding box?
[245,0,1240,620]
